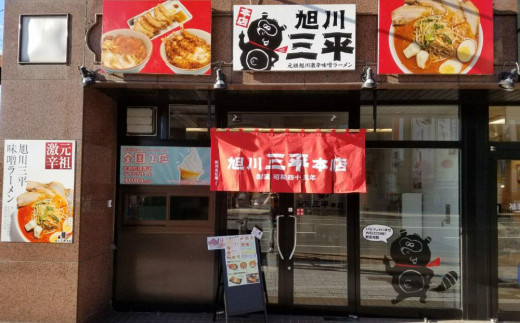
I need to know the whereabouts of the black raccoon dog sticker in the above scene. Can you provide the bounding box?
[383,229,458,304]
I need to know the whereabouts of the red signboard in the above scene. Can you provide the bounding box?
[210,129,366,194]
[378,0,492,74]
[45,142,73,169]
[102,0,211,75]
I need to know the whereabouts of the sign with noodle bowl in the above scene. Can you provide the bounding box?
[102,0,211,75]
[1,140,76,243]
[378,0,492,74]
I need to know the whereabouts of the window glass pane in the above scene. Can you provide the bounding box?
[228,112,348,129]
[489,106,520,142]
[360,148,461,308]
[20,15,68,63]
[124,195,166,222]
[169,196,209,220]
[293,194,348,306]
[361,105,459,141]
[497,160,520,311]
[169,104,214,140]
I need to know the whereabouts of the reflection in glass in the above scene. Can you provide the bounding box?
[497,160,520,311]
[360,148,461,308]
[124,195,166,222]
[169,196,208,221]
[227,112,348,129]
[169,104,215,140]
[293,194,348,306]
[489,106,520,142]
[361,105,459,141]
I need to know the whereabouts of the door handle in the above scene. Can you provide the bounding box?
[275,215,284,260]
[288,215,297,260]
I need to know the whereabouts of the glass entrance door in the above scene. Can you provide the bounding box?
[495,159,520,315]
[226,192,348,309]
[224,110,351,312]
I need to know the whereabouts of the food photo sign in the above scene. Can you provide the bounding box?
[120,146,210,185]
[207,235,260,287]
[233,5,356,71]
[102,0,211,75]
[1,140,76,243]
[378,0,493,74]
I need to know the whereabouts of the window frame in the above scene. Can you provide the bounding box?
[119,185,214,230]
[359,103,464,312]
[18,14,71,64]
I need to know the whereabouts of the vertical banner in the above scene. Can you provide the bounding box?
[102,0,211,75]
[2,140,76,243]
[233,5,356,71]
[378,0,493,74]
[211,129,366,194]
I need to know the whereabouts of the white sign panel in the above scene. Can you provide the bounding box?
[233,5,356,71]
[362,224,393,243]
[2,140,76,243]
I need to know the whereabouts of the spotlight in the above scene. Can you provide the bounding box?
[78,66,95,87]
[330,114,337,122]
[361,66,376,89]
[214,68,227,89]
[498,62,519,91]
[232,114,241,123]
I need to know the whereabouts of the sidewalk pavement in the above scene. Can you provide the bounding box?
[93,312,507,323]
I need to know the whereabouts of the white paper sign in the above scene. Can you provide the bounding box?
[251,226,263,240]
[363,224,393,243]
[233,5,356,71]
[207,236,226,250]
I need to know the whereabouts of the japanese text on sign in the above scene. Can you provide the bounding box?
[233,5,356,72]
[211,129,366,194]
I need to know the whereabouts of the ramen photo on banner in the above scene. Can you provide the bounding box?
[378,0,493,74]
[1,140,76,243]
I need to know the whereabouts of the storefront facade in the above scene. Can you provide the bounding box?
[0,1,520,322]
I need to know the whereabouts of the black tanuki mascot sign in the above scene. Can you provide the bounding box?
[238,12,286,70]
[383,229,458,304]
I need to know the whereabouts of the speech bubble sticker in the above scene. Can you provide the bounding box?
[362,225,394,243]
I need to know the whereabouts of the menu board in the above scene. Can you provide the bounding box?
[224,235,260,287]
[207,234,266,317]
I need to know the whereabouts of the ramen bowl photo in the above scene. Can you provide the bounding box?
[101,29,153,74]
[160,28,211,75]
[12,181,74,243]
[388,0,483,74]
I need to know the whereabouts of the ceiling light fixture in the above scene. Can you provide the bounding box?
[498,62,519,91]
[214,68,227,89]
[361,66,377,89]
[78,66,95,87]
